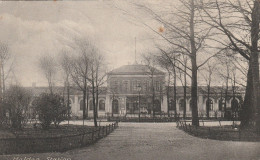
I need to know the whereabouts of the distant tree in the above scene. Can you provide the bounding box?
[0,42,14,97]
[34,93,67,129]
[88,49,107,127]
[200,61,217,118]
[69,38,91,125]
[39,55,58,94]
[59,49,72,124]
[142,54,161,117]
[201,0,260,130]
[1,85,32,129]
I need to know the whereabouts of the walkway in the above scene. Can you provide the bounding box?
[1,123,260,160]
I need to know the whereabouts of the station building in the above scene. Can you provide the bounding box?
[65,64,244,118]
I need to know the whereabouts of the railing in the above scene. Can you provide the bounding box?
[176,120,259,141]
[0,121,119,155]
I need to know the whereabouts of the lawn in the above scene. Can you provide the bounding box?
[0,124,96,139]
[178,121,260,142]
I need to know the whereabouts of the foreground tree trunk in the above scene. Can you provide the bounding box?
[173,59,177,119]
[206,85,210,119]
[241,1,260,131]
[190,0,199,126]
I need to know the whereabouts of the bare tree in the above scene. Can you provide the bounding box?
[156,54,172,117]
[142,54,161,117]
[69,38,91,125]
[0,42,14,97]
[59,49,72,124]
[39,54,57,94]
[176,54,190,119]
[2,85,32,129]
[201,0,260,129]
[200,61,217,118]
[88,49,107,127]
[119,0,221,126]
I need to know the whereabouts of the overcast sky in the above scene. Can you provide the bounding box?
[0,0,164,87]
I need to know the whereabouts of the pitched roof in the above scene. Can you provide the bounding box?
[108,64,165,75]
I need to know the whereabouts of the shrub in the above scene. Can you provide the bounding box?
[1,85,32,129]
[33,93,67,129]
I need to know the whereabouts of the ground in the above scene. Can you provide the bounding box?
[1,122,260,160]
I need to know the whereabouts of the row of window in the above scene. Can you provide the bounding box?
[111,80,162,92]
[170,98,240,112]
[79,99,105,111]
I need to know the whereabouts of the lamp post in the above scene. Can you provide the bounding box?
[137,85,142,122]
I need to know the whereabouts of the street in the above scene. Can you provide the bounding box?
[1,123,260,160]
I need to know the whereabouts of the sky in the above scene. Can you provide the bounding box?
[0,0,163,87]
[0,0,249,88]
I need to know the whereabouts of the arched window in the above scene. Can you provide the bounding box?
[231,99,239,112]
[169,99,175,111]
[179,99,185,112]
[89,100,93,110]
[99,100,105,111]
[133,100,138,112]
[218,98,225,111]
[80,100,84,110]
[154,100,161,112]
[206,99,214,111]
[112,99,119,114]
[189,100,192,111]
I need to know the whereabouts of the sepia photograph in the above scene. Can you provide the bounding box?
[0,0,259,160]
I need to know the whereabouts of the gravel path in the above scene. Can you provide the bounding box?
[1,123,259,160]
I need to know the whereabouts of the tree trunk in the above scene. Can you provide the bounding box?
[190,0,199,126]
[167,86,170,117]
[173,62,177,119]
[241,0,260,131]
[152,76,155,117]
[92,81,97,127]
[241,64,253,127]
[67,79,70,125]
[207,85,210,119]
[183,65,187,119]
[82,90,86,125]
[250,0,260,132]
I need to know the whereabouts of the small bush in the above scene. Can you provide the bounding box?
[33,93,67,129]
[0,85,32,129]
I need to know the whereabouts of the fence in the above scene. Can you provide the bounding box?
[176,120,259,141]
[0,122,118,155]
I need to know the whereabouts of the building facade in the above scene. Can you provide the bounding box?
[64,64,244,118]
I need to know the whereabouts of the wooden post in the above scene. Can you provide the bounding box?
[81,133,85,146]
[98,127,101,138]
[58,136,62,151]
[239,129,241,140]
[92,130,94,141]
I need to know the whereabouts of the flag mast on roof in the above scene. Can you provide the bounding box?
[134,37,137,64]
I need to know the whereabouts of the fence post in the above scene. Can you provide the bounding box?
[58,136,62,152]
[81,132,85,146]
[98,127,101,138]
[106,125,108,135]
[239,129,241,140]
[208,127,211,136]
[109,124,111,133]
[92,130,94,141]
[189,124,191,133]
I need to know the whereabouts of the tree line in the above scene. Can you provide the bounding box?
[119,0,259,131]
